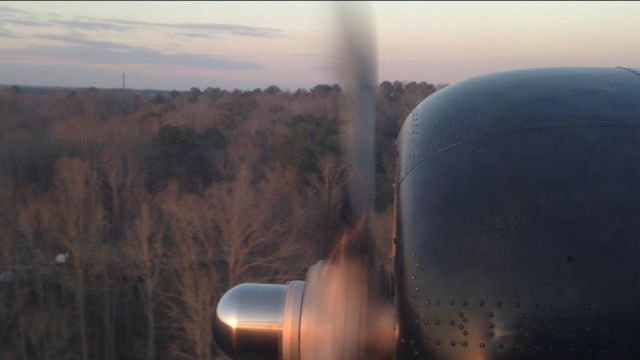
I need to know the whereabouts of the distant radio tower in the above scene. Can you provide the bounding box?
[122,72,126,89]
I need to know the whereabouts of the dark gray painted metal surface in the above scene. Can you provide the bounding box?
[395,67,640,359]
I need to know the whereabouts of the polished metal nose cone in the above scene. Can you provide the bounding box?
[213,261,396,360]
[214,282,305,360]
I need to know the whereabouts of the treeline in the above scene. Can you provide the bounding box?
[0,81,440,360]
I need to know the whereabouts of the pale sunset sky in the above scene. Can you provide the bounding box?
[0,1,638,90]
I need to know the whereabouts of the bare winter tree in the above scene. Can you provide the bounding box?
[0,178,31,360]
[126,197,163,360]
[0,177,16,345]
[204,165,315,287]
[49,156,105,360]
[98,148,141,360]
[372,207,394,271]
[14,193,74,360]
[157,181,221,360]
[309,156,349,257]
[157,163,316,359]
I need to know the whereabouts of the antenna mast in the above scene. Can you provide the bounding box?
[122,72,126,89]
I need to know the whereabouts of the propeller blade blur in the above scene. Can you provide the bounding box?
[337,2,378,233]
[297,5,394,360]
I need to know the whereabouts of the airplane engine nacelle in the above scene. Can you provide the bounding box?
[395,67,640,359]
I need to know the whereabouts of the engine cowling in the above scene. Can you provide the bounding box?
[395,67,640,358]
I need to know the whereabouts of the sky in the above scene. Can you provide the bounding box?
[0,1,639,90]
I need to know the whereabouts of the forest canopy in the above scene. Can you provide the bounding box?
[0,80,440,360]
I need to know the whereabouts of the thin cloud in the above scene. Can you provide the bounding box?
[52,19,131,31]
[2,34,260,70]
[0,6,28,14]
[0,18,49,27]
[161,22,283,38]
[176,33,213,39]
[0,7,284,38]
[0,28,17,38]
[38,34,133,50]
[73,17,284,38]
[0,7,50,28]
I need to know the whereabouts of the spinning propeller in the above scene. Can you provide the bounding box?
[214,4,397,360]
